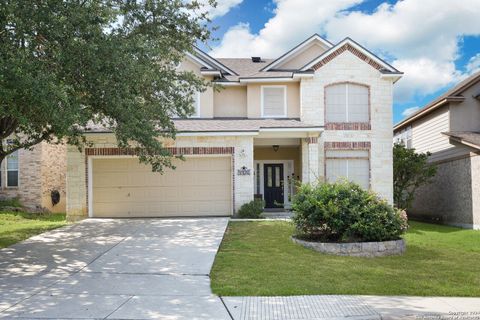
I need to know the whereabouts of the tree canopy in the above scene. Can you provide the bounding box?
[0,0,214,171]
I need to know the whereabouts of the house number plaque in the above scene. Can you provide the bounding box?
[237,166,251,176]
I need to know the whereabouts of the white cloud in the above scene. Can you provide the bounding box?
[466,53,480,74]
[392,58,462,102]
[401,106,420,117]
[211,0,480,101]
[200,0,243,19]
[210,0,361,57]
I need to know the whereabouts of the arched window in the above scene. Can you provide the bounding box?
[325,83,369,123]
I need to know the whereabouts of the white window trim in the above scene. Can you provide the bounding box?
[6,151,19,188]
[326,83,369,123]
[261,85,287,118]
[254,159,294,209]
[325,150,371,189]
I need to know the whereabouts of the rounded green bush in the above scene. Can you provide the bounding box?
[292,181,408,242]
[237,199,265,219]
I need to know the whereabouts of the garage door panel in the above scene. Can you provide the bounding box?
[91,157,232,217]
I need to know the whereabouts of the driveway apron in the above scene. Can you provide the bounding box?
[0,218,231,319]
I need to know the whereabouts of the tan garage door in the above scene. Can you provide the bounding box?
[91,157,232,217]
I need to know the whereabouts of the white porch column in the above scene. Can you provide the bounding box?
[301,136,320,184]
[234,137,255,212]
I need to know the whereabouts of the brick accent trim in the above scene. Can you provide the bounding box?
[324,141,371,150]
[312,43,384,71]
[85,147,234,156]
[304,137,318,144]
[84,146,236,216]
[325,123,371,130]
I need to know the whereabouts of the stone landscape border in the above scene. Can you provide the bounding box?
[292,237,406,257]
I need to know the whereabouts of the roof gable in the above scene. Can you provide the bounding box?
[394,71,480,131]
[261,34,333,72]
[300,38,400,74]
[192,46,238,76]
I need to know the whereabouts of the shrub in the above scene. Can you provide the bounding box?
[237,199,265,219]
[292,181,408,242]
[0,197,22,208]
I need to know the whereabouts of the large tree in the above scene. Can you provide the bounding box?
[0,0,214,171]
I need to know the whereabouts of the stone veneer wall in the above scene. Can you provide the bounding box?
[300,50,394,202]
[66,134,254,221]
[0,142,67,212]
[40,142,67,212]
[0,145,42,210]
[472,154,480,228]
[409,154,480,229]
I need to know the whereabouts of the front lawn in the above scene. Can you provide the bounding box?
[211,221,480,296]
[0,210,67,248]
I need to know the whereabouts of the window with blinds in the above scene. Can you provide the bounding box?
[262,86,286,117]
[325,83,369,123]
[190,91,200,117]
[325,150,370,189]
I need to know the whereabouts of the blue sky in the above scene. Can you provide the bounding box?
[202,0,480,124]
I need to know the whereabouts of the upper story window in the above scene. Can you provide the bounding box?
[261,85,287,118]
[190,91,200,118]
[325,83,369,123]
[395,126,412,148]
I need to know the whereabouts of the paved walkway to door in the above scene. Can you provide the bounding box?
[0,218,231,319]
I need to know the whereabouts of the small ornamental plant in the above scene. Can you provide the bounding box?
[292,181,408,242]
[237,199,265,219]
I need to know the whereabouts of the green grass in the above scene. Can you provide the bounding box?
[0,210,67,248]
[211,221,480,297]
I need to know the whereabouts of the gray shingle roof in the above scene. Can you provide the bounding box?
[84,119,321,133]
[216,58,295,81]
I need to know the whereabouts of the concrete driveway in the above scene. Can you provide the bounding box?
[0,218,231,319]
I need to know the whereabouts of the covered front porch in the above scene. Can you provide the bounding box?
[252,129,321,210]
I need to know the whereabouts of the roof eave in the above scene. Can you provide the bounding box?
[300,37,400,73]
[442,133,480,150]
[260,34,333,72]
[393,96,465,131]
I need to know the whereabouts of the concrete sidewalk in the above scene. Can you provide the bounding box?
[222,295,480,320]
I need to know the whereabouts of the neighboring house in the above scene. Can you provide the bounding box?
[394,71,480,229]
[0,142,66,212]
[66,34,403,221]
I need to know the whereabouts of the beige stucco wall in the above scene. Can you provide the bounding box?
[409,153,480,229]
[214,86,248,117]
[254,146,301,178]
[178,58,214,118]
[301,50,395,202]
[279,43,327,70]
[247,82,300,118]
[66,133,255,220]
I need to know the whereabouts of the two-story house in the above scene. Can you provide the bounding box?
[65,34,403,220]
[394,72,480,229]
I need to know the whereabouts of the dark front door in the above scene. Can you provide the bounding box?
[264,164,284,208]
